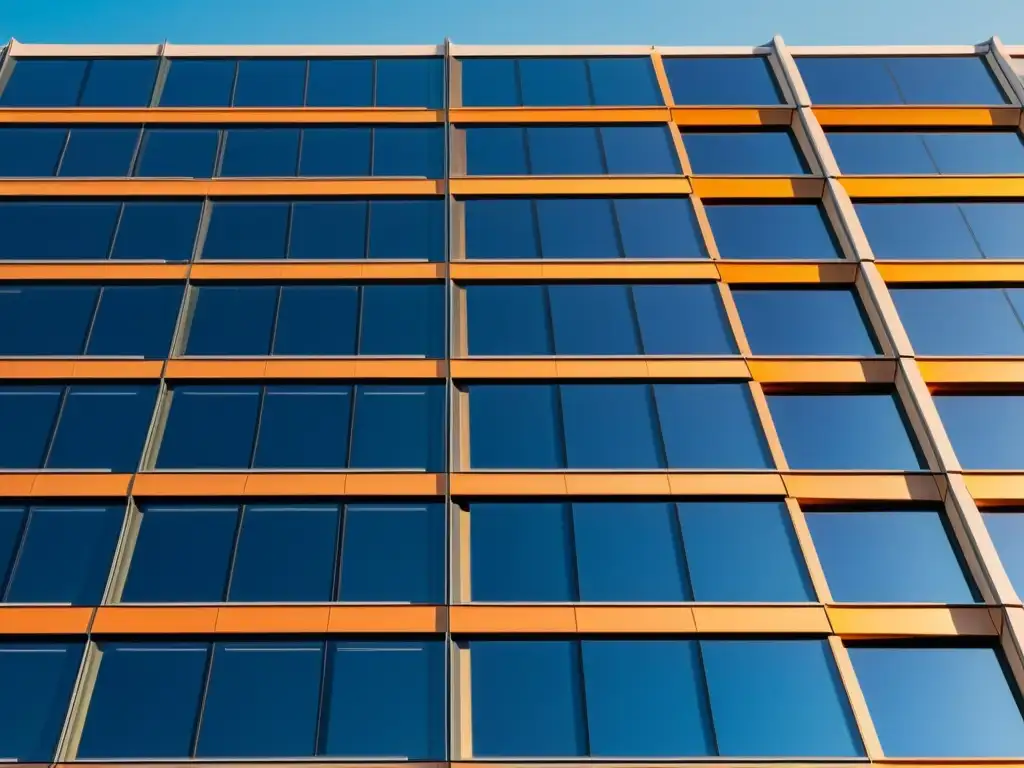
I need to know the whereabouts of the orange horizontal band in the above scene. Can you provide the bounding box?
[0,473,132,497]
[751,359,897,386]
[450,261,719,281]
[826,606,999,638]
[0,263,190,281]
[190,261,445,281]
[450,176,692,196]
[876,262,1024,284]
[919,360,1024,386]
[0,107,445,124]
[814,106,1022,128]
[0,359,163,379]
[841,176,1024,199]
[0,606,92,634]
[131,472,445,497]
[452,107,671,124]
[690,176,825,199]
[451,358,750,380]
[672,106,794,126]
[165,358,445,380]
[0,178,444,197]
[963,474,1024,504]
[717,261,858,284]
[784,473,943,503]
[451,472,787,497]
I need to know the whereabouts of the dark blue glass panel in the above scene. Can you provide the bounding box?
[229,504,337,602]
[459,58,519,107]
[368,199,444,261]
[0,507,24,596]
[113,201,202,262]
[832,131,942,174]
[561,384,662,469]
[472,640,586,757]
[47,385,156,472]
[582,640,713,756]
[464,198,538,259]
[0,58,86,107]
[232,58,306,107]
[601,125,680,174]
[797,57,904,105]
[684,131,809,175]
[0,284,96,355]
[633,283,737,354]
[655,383,773,469]
[465,127,529,175]
[549,284,640,355]
[121,505,237,602]
[291,201,367,260]
[159,58,236,107]
[849,646,1024,757]
[196,642,321,758]
[253,386,351,469]
[0,642,84,761]
[350,384,443,470]
[964,202,1024,259]
[0,127,65,176]
[807,510,976,603]
[87,284,183,358]
[935,395,1024,469]
[186,285,276,355]
[338,504,444,603]
[527,126,604,175]
[322,641,444,758]
[734,288,879,355]
[589,57,662,106]
[58,128,139,177]
[374,58,444,108]
[925,131,1024,174]
[157,386,261,469]
[828,131,1024,175]
[469,384,562,469]
[665,56,783,105]
[706,203,840,259]
[888,56,1008,104]
[467,284,551,355]
[135,128,219,178]
[7,505,123,604]
[574,502,690,601]
[79,642,208,758]
[220,128,300,177]
[536,198,619,258]
[305,59,373,107]
[80,58,158,107]
[0,387,61,468]
[985,512,1024,598]
[892,288,1024,355]
[615,197,708,259]
[372,126,443,177]
[703,639,863,757]
[203,201,289,260]
[298,127,371,177]
[769,393,924,470]
[470,502,575,602]
[519,58,590,106]
[274,285,358,355]
[361,283,444,356]
[680,501,815,602]
[856,202,984,260]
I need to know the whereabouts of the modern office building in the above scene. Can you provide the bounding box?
[3,33,1024,763]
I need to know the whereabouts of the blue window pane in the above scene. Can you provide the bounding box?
[80,58,158,107]
[935,395,1024,470]
[0,127,66,176]
[655,383,773,469]
[633,283,737,354]
[373,126,444,177]
[893,288,1024,356]
[574,502,690,601]
[6,505,123,605]
[926,131,1024,174]
[797,57,902,105]
[831,131,1024,175]
[829,131,935,174]
[159,58,236,107]
[528,126,604,175]
[113,201,201,262]
[47,385,156,472]
[135,129,219,178]
[186,285,276,355]
[536,198,619,259]
[467,284,551,355]
[361,283,444,357]
[582,640,713,757]
[807,510,976,603]
[470,502,575,602]
[680,501,815,602]
[157,386,261,469]
[338,504,444,603]
[734,288,879,356]
[305,59,373,107]
[849,646,1024,757]
[615,197,708,259]
[770,393,925,470]
[703,640,863,757]
[466,127,529,175]
[368,199,444,261]
[460,58,519,107]
[197,642,321,758]
[79,642,208,758]
[0,387,62,468]
[291,201,367,260]
[298,127,371,177]
[375,58,443,108]
[464,198,538,259]
[1,58,86,106]
[589,57,662,106]
[856,202,984,260]
[685,131,809,175]
[121,505,237,602]
[469,384,562,469]
[204,201,289,260]
[963,202,1024,259]
[0,642,84,761]
[0,509,23,593]
[601,126,680,175]
[229,504,337,602]
[706,203,840,260]
[472,640,586,757]
[220,129,300,177]
[58,127,139,177]
[87,284,184,358]
[232,58,306,107]
[253,386,351,469]
[561,384,662,469]
[985,512,1024,598]
[350,385,443,470]
[665,56,783,105]
[549,284,640,355]
[0,285,96,355]
[322,641,444,758]
[273,285,358,355]
[519,58,590,106]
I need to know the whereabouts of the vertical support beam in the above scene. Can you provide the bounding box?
[896,358,961,473]
[856,261,915,358]
[770,34,811,107]
[827,635,884,760]
[986,36,1024,107]
[747,380,789,472]
[650,49,675,108]
[443,36,455,767]
[784,497,833,603]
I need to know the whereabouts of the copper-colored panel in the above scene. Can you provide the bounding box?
[344,473,445,496]
[0,606,92,634]
[92,606,218,634]
[353,359,445,378]
[452,107,671,123]
[0,108,445,124]
[356,262,446,280]
[451,473,568,496]
[70,360,164,379]
[0,178,443,198]
[717,261,858,284]
[964,474,1024,503]
[261,359,358,379]
[813,106,1022,127]
[0,474,39,497]
[132,473,249,497]
[919,360,1024,385]
[877,261,1024,284]
[31,474,132,497]
[165,359,268,379]
[563,473,673,495]
[450,360,559,379]
[692,605,830,633]
[450,177,692,196]
[241,474,348,496]
[841,176,1024,199]
[449,262,547,281]
[327,605,445,633]
[189,263,286,281]
[667,472,787,496]
[0,263,189,281]
[215,606,331,633]
[0,360,76,378]
[784,473,942,502]
[449,605,576,633]
[672,106,794,126]
[575,606,696,633]
[750,359,897,385]
[827,606,998,638]
[690,176,825,199]
[554,359,649,378]
[449,261,720,282]
[645,359,750,379]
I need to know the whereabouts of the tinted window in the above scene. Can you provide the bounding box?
[359,283,444,357]
[87,284,184,358]
[589,57,662,105]
[232,58,306,107]
[290,200,367,260]
[684,131,809,175]
[306,59,373,107]
[252,385,351,469]
[185,285,278,355]
[274,285,359,355]
[58,127,139,177]
[892,287,1024,355]
[113,201,202,262]
[371,126,444,177]
[156,386,261,469]
[159,58,236,107]
[349,384,444,471]
[220,128,301,177]
[466,284,551,355]
[0,127,66,176]
[366,199,444,261]
[80,58,158,107]
[136,128,220,178]
[0,58,87,106]
[298,127,371,176]
[0,285,96,355]
[374,57,444,108]
[665,56,783,105]
[0,386,62,468]
[706,203,840,260]
[0,201,120,261]
[46,385,157,472]
[549,284,640,355]
[203,201,289,260]
[829,131,1024,175]
[561,383,662,468]
[469,384,562,469]
[935,394,1024,470]
[985,512,1024,598]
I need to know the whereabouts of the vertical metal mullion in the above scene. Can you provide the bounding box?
[228,59,240,107]
[312,639,331,755]
[645,381,671,470]
[266,286,284,355]
[53,128,73,177]
[80,285,105,356]
[564,502,583,603]
[368,126,377,177]
[593,126,612,175]
[332,504,347,601]
[246,386,268,470]
[574,637,593,756]
[692,638,723,756]
[625,284,646,354]
[125,126,145,178]
[283,202,296,260]
[353,285,366,354]
[302,58,311,107]
[220,503,246,602]
[74,59,92,107]
[443,36,454,765]
[0,505,31,601]
[582,58,598,106]
[39,386,71,469]
[188,642,218,758]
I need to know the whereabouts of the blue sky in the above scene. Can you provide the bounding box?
[0,0,1021,46]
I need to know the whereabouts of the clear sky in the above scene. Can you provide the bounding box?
[0,0,1021,47]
